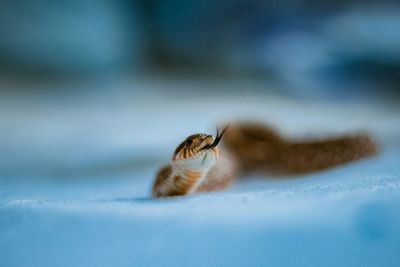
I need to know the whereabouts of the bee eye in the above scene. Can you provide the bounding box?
[186,139,193,146]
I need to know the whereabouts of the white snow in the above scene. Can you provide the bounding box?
[1,76,399,267]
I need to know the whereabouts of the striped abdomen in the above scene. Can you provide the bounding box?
[152,166,206,197]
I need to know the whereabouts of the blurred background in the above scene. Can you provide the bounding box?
[1,0,400,181]
[1,0,400,95]
[1,1,400,267]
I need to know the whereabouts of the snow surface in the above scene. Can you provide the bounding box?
[1,77,400,267]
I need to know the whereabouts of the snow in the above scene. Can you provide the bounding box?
[1,76,400,266]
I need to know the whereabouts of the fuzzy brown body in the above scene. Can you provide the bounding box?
[223,123,378,174]
[152,122,378,198]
